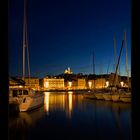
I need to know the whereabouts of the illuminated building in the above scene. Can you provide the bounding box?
[9,77,40,90]
[77,79,86,89]
[24,77,40,90]
[64,67,73,74]
[42,77,64,90]
[87,79,106,89]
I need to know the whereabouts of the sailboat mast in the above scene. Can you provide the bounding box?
[112,40,124,88]
[93,50,96,89]
[93,50,95,75]
[22,0,26,81]
[124,31,129,91]
[22,0,30,86]
[113,37,118,87]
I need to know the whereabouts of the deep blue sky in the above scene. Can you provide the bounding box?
[9,0,131,78]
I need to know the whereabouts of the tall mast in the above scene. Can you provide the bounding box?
[112,40,124,88]
[93,50,96,89]
[113,37,118,87]
[22,0,30,85]
[124,31,129,91]
[22,0,26,80]
[93,50,95,75]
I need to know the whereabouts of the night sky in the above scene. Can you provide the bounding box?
[9,0,131,78]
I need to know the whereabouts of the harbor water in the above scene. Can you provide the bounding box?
[9,91,131,140]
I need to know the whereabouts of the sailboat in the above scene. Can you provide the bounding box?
[92,51,104,100]
[111,31,131,103]
[111,37,121,102]
[119,31,131,103]
[102,37,119,101]
[9,0,44,112]
[103,33,125,101]
[83,50,97,99]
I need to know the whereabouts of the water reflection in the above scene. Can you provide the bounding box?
[9,92,131,140]
[9,107,45,140]
[44,91,74,119]
[67,91,73,118]
[44,92,50,114]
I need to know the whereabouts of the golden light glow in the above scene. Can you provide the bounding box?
[105,81,109,88]
[44,92,50,113]
[68,91,73,94]
[45,81,49,88]
[120,81,124,87]
[88,81,92,88]
[68,82,72,87]
[68,92,73,118]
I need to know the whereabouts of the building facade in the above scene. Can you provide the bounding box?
[42,77,64,90]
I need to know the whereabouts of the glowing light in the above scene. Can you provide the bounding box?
[45,81,49,88]
[88,81,92,88]
[105,81,109,87]
[120,81,124,87]
[68,92,72,118]
[68,91,73,94]
[44,92,50,113]
[19,85,22,88]
[68,82,72,87]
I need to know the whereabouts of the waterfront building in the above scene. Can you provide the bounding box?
[65,80,77,90]
[95,78,106,89]
[41,77,64,90]
[9,77,40,90]
[9,77,25,88]
[77,78,86,89]
[87,78,106,89]
[24,77,40,90]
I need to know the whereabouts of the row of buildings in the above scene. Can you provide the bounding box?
[9,72,131,91]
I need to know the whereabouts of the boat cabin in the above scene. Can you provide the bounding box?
[9,88,30,98]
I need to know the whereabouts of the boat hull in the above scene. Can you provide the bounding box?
[94,93,104,100]
[112,94,120,102]
[19,94,44,112]
[83,93,96,99]
[103,94,112,101]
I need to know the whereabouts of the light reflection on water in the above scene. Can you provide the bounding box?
[9,92,131,140]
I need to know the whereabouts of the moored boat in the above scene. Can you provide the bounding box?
[112,94,120,102]
[102,93,112,101]
[83,93,96,99]
[9,88,44,112]
[94,93,104,100]
[119,93,131,103]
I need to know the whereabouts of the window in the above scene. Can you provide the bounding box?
[23,90,28,95]
[19,90,22,95]
[13,90,18,97]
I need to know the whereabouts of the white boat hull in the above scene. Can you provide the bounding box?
[19,94,44,112]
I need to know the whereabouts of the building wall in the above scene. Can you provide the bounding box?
[87,78,106,89]
[95,78,106,89]
[77,79,86,89]
[43,78,64,89]
[24,78,40,90]
[65,80,77,90]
